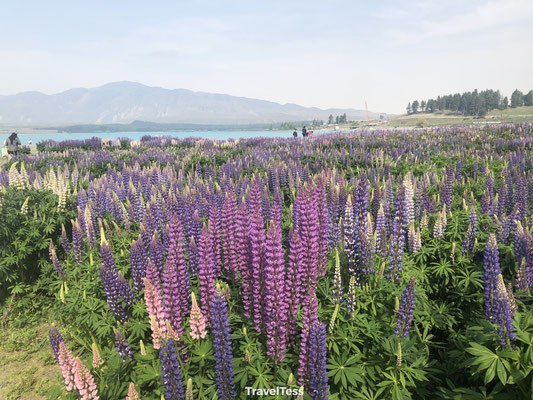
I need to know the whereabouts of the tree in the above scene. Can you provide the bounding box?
[524,90,533,107]
[335,115,340,124]
[412,100,419,114]
[406,103,412,115]
[420,100,426,112]
[510,89,524,108]
[328,114,334,124]
[341,113,347,123]
[502,96,509,109]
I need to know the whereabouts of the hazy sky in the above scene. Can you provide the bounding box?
[1,0,532,113]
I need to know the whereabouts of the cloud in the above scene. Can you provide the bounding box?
[385,0,533,44]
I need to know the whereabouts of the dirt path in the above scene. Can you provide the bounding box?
[0,323,65,400]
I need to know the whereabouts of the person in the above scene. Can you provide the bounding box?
[28,138,32,145]
[302,126,307,137]
[4,132,21,157]
[293,129,298,138]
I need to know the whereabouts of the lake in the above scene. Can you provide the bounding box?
[5,130,314,145]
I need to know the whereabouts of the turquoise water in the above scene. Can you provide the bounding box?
[7,131,304,145]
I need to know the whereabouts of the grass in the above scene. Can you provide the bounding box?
[0,322,65,400]
[384,106,533,128]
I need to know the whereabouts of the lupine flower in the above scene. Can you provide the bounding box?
[493,275,517,348]
[483,234,502,322]
[49,240,67,278]
[117,272,136,306]
[395,277,416,338]
[162,215,191,336]
[210,286,236,400]
[264,218,289,363]
[144,277,167,349]
[185,378,193,400]
[115,329,133,362]
[74,357,99,400]
[387,216,405,281]
[58,341,77,392]
[126,382,141,400]
[332,248,343,304]
[298,288,319,386]
[130,237,147,292]
[100,238,129,323]
[515,258,528,293]
[91,343,104,368]
[150,232,164,276]
[71,219,83,264]
[159,339,185,400]
[61,223,71,254]
[249,179,266,333]
[189,292,207,340]
[198,225,216,322]
[307,321,329,400]
[49,325,64,362]
[146,258,160,288]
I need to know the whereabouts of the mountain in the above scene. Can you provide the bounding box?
[0,82,386,125]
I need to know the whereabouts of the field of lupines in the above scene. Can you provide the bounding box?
[1,124,532,400]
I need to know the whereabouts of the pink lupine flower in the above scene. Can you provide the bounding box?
[126,382,141,400]
[58,342,77,392]
[144,277,167,349]
[74,357,99,399]
[91,343,103,368]
[190,292,207,340]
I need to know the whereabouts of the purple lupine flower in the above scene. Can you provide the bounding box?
[71,219,83,264]
[146,258,160,288]
[188,236,198,277]
[235,200,251,316]
[493,275,517,348]
[162,215,191,336]
[316,180,329,275]
[198,225,216,322]
[221,191,238,278]
[114,329,133,362]
[442,165,453,211]
[100,238,128,323]
[395,277,416,337]
[296,185,321,298]
[49,240,67,279]
[209,203,222,277]
[286,228,303,340]
[150,231,164,276]
[117,272,136,306]
[513,221,528,263]
[49,325,64,362]
[483,234,501,322]
[159,339,185,400]
[307,322,329,400]
[264,218,289,364]
[249,179,266,332]
[298,288,319,387]
[387,216,405,281]
[210,287,237,400]
[130,237,147,292]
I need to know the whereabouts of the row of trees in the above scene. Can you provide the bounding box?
[328,113,347,124]
[407,89,533,117]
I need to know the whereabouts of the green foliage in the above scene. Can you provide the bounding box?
[0,187,75,299]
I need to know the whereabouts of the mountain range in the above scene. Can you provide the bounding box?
[0,82,386,125]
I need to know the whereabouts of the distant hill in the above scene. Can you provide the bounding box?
[0,82,387,125]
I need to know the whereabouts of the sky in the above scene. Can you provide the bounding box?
[1,0,532,114]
